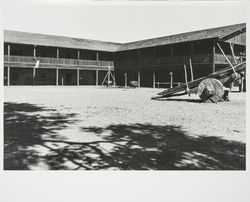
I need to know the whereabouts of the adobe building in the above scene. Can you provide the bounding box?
[4,23,246,88]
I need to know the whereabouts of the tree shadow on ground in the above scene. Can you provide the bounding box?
[4,102,78,170]
[4,102,245,170]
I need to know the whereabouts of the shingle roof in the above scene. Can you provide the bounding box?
[4,30,122,52]
[4,23,246,52]
[118,23,246,51]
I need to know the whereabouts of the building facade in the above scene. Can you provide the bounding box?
[3,23,246,88]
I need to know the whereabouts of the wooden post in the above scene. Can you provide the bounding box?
[138,71,140,87]
[77,50,80,60]
[33,67,36,86]
[217,42,236,74]
[169,72,173,88]
[153,70,155,88]
[184,64,190,95]
[7,66,10,86]
[77,69,79,86]
[230,43,237,65]
[212,41,216,72]
[7,44,10,62]
[124,73,127,87]
[33,45,36,58]
[77,50,80,65]
[96,51,99,61]
[96,69,99,86]
[56,68,58,86]
[57,48,59,58]
[189,58,194,81]
[107,68,110,87]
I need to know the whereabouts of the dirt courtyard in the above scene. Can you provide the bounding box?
[4,86,246,170]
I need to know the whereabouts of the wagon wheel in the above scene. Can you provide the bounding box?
[197,78,224,103]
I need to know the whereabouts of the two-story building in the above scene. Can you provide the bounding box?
[4,23,246,88]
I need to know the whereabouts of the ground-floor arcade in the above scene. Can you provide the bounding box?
[114,64,214,88]
[3,66,113,86]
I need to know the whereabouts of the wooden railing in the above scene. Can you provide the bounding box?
[115,54,212,67]
[4,55,114,67]
[214,54,243,64]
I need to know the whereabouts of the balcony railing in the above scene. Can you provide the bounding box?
[115,54,212,67]
[4,55,114,67]
[214,54,244,64]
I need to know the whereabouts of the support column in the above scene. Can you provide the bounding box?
[169,72,173,88]
[96,69,99,86]
[138,70,140,87]
[153,70,155,88]
[77,50,80,60]
[77,69,79,86]
[56,68,59,86]
[96,51,99,61]
[124,73,127,87]
[7,44,10,62]
[212,41,216,72]
[7,66,10,86]
[77,50,80,65]
[57,48,59,64]
[33,45,36,58]
[33,67,36,86]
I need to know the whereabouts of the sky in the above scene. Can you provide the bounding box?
[1,1,247,43]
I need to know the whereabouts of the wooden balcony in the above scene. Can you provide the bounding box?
[115,54,212,68]
[214,54,244,64]
[4,55,114,69]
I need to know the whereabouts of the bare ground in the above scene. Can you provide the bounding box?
[4,86,246,170]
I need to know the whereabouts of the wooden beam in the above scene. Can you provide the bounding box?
[8,44,10,62]
[32,67,36,86]
[7,66,10,86]
[57,48,59,58]
[33,45,36,58]
[217,42,236,74]
[189,58,194,81]
[169,72,173,88]
[56,68,58,86]
[124,73,127,87]
[153,70,155,88]
[96,52,99,61]
[77,69,79,86]
[230,43,237,65]
[77,50,80,60]
[138,71,140,87]
[184,64,190,95]
[212,41,216,72]
[96,69,99,86]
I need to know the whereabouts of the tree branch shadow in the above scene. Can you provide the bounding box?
[4,102,245,170]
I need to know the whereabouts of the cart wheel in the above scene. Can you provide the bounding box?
[197,78,224,103]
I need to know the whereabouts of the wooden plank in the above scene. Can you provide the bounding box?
[56,68,58,86]
[189,58,194,81]
[96,69,98,86]
[77,69,79,86]
[7,66,10,86]
[217,42,236,74]
[229,43,237,65]
[138,71,140,87]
